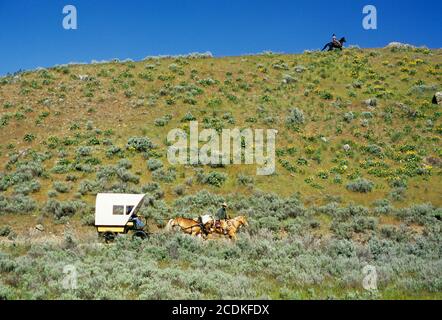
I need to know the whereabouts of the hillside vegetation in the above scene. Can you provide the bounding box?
[0,47,441,299]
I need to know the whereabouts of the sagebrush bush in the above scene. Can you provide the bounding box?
[13,180,40,195]
[373,199,394,215]
[76,146,92,157]
[346,178,374,193]
[196,170,227,187]
[78,180,99,195]
[343,112,355,123]
[47,190,58,198]
[0,226,11,237]
[390,187,407,201]
[141,182,161,193]
[53,181,70,193]
[126,137,154,152]
[152,167,176,182]
[116,167,139,184]
[147,158,163,171]
[365,144,383,157]
[173,184,186,196]
[42,199,87,220]
[397,203,439,224]
[286,108,305,129]
[181,112,196,122]
[237,173,254,186]
[0,194,37,214]
[117,159,132,169]
[154,114,172,127]
[106,145,122,158]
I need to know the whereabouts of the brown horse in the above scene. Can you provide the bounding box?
[165,217,213,238]
[213,216,248,240]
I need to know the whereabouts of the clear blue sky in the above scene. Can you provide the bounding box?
[0,0,441,75]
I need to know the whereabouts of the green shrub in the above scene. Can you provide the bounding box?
[319,90,333,100]
[106,145,122,158]
[0,194,37,214]
[141,182,161,193]
[181,112,196,122]
[361,111,373,119]
[76,146,92,157]
[73,163,94,173]
[343,112,355,123]
[330,221,353,239]
[196,171,227,187]
[126,137,154,152]
[199,78,217,86]
[23,133,36,142]
[116,167,139,184]
[0,226,11,237]
[147,159,163,171]
[53,181,70,193]
[380,225,410,242]
[117,159,132,169]
[351,216,377,233]
[173,184,186,196]
[47,190,58,198]
[389,178,407,189]
[13,180,41,195]
[154,114,172,127]
[328,239,356,258]
[237,174,254,186]
[78,180,99,195]
[141,182,164,199]
[286,108,305,129]
[390,187,406,201]
[346,178,374,193]
[257,216,280,231]
[397,203,438,224]
[373,199,393,215]
[42,199,86,220]
[365,144,383,157]
[152,168,176,183]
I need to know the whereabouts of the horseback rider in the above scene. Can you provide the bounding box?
[332,34,341,47]
[215,202,229,234]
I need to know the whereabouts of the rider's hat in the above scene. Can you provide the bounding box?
[222,202,227,207]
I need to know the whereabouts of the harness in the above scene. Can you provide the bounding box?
[179,219,209,235]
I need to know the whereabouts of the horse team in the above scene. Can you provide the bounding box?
[165,215,248,240]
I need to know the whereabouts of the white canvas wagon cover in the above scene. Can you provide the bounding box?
[95,193,146,227]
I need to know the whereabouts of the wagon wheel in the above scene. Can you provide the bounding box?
[103,232,116,243]
[132,230,149,240]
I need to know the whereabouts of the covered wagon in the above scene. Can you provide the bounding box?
[95,193,149,242]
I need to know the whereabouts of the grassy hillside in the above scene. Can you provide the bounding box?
[0,47,441,299]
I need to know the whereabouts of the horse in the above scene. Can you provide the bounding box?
[321,37,347,51]
[165,217,213,238]
[213,216,248,240]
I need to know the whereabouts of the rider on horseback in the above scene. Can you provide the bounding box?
[332,34,341,47]
[215,202,229,235]
[322,34,346,51]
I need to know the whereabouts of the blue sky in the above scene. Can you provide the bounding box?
[0,0,441,75]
